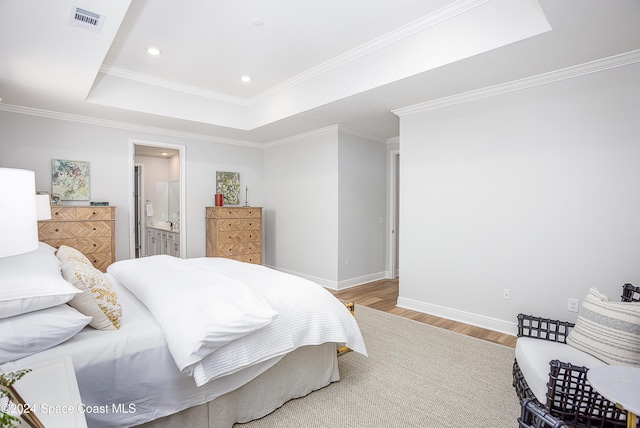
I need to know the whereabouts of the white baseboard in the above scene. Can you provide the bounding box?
[265,266,387,291]
[335,271,387,290]
[396,296,518,337]
[265,265,338,288]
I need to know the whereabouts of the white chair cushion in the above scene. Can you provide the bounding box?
[515,337,607,403]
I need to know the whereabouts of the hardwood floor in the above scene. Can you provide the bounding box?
[329,278,517,348]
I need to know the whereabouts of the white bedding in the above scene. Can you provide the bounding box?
[107,256,279,376]
[108,256,367,386]
[1,276,290,427]
[2,257,367,427]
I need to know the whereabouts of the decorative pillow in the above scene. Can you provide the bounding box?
[0,304,91,364]
[60,258,122,330]
[566,287,640,367]
[0,242,82,318]
[56,244,93,266]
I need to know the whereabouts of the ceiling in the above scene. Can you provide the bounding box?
[1,0,639,145]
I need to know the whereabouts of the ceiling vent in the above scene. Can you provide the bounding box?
[70,6,104,33]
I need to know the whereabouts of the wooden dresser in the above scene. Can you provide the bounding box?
[205,207,262,264]
[38,206,116,272]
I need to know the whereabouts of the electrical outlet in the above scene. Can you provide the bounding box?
[503,288,511,300]
[568,298,579,312]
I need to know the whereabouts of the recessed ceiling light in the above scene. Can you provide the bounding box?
[250,18,264,27]
[241,76,252,83]
[161,152,168,156]
[146,47,162,56]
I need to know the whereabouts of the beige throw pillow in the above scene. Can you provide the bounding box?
[56,245,93,266]
[61,258,122,330]
[566,287,640,367]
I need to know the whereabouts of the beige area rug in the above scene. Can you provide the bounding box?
[237,304,520,427]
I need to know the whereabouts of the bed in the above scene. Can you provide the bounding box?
[0,243,367,428]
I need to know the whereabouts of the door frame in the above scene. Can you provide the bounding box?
[387,150,399,279]
[128,139,187,258]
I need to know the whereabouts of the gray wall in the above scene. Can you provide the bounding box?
[0,112,265,260]
[0,115,389,290]
[397,61,640,334]
[264,126,388,288]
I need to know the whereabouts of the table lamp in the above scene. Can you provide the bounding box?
[0,168,39,258]
[36,194,52,221]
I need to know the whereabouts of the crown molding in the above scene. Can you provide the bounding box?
[264,125,341,148]
[393,49,640,117]
[100,65,249,106]
[386,136,400,145]
[264,124,386,148]
[338,125,387,144]
[98,1,491,109]
[250,0,491,105]
[0,103,262,148]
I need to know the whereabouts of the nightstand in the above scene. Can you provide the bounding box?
[6,357,87,428]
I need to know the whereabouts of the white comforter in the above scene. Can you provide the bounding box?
[107,256,366,386]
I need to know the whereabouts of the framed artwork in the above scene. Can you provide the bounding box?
[216,171,240,205]
[51,159,90,201]
[50,194,61,205]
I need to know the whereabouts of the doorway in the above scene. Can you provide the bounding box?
[128,139,186,259]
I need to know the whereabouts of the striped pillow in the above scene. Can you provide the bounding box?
[566,288,640,367]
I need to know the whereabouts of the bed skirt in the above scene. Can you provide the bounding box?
[136,342,340,428]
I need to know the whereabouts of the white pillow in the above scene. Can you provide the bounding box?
[0,242,82,318]
[566,287,640,366]
[0,305,91,364]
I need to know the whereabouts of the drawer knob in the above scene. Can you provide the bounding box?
[54,228,59,232]
[93,227,97,231]
[92,211,97,215]
[93,243,97,247]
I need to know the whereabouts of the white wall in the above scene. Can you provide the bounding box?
[0,112,265,260]
[338,132,387,285]
[397,61,640,334]
[264,130,339,284]
[264,126,388,288]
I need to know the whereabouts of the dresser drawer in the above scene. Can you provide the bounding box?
[50,207,77,221]
[40,238,77,251]
[50,206,114,221]
[73,221,112,237]
[206,207,261,219]
[39,222,78,239]
[217,218,261,232]
[215,230,261,244]
[40,221,111,239]
[226,253,262,264]
[76,207,114,220]
[74,237,113,254]
[214,242,260,256]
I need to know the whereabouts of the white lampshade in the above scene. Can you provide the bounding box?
[36,194,52,220]
[0,168,39,258]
